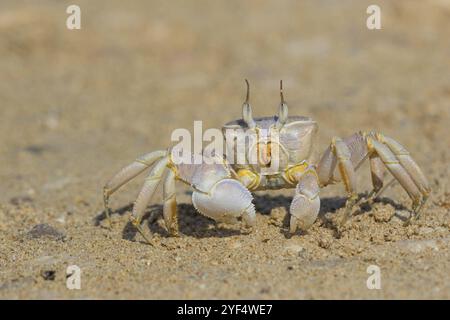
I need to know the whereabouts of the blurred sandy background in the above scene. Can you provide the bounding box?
[0,0,449,299]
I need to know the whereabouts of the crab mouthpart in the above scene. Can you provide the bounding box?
[258,143,271,166]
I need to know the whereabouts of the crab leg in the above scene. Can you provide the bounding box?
[369,154,385,196]
[103,150,167,227]
[163,169,179,236]
[130,156,169,244]
[368,138,428,223]
[378,134,429,195]
[318,137,359,225]
[317,132,430,225]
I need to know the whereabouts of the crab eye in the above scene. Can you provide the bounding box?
[275,80,288,129]
[242,79,256,129]
[242,103,256,129]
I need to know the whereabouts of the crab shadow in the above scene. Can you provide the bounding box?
[94,201,242,241]
[94,193,408,242]
[253,193,408,238]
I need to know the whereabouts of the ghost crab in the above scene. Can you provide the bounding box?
[103,80,430,244]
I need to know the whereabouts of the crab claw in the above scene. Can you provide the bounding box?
[192,179,255,227]
[289,173,320,233]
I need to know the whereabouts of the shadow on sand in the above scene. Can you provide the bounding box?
[94,192,408,242]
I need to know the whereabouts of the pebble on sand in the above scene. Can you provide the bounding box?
[284,244,305,256]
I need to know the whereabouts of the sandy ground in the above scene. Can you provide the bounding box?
[0,0,449,299]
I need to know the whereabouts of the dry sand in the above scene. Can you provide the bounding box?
[0,0,449,299]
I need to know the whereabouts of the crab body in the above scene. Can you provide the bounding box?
[103,81,430,243]
[222,115,317,190]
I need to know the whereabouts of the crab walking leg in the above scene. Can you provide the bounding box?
[318,131,430,224]
[374,135,429,221]
[130,156,169,244]
[103,150,167,227]
[369,139,426,223]
[317,135,375,224]
[289,171,321,233]
[369,155,385,195]
[163,169,179,236]
[358,154,390,205]
[378,134,430,212]
[317,133,365,186]
[330,137,358,225]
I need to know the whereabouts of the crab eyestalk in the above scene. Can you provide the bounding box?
[276,80,288,129]
[242,79,256,129]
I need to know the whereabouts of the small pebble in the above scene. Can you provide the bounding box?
[284,244,305,256]
[41,270,56,281]
[318,237,332,249]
